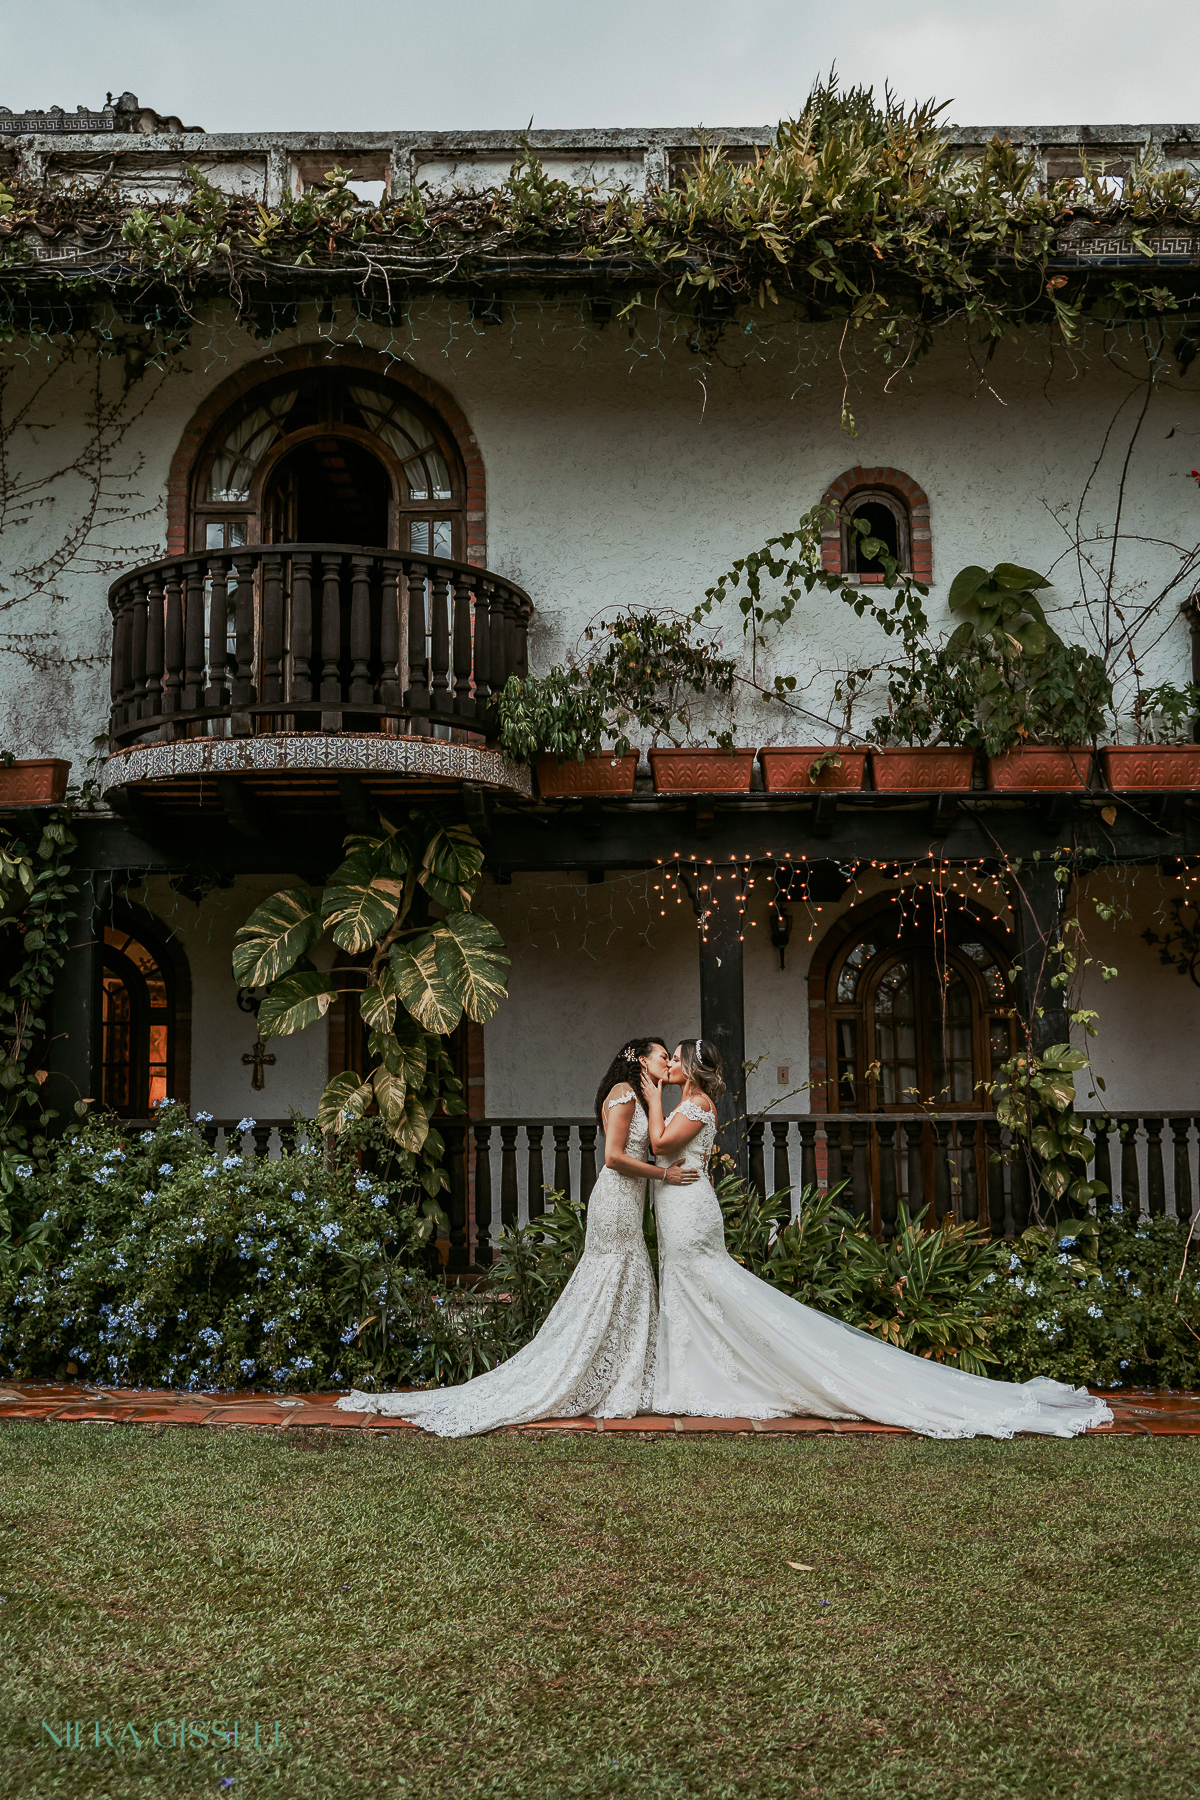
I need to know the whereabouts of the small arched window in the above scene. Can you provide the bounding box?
[841,490,910,580]
[820,466,932,585]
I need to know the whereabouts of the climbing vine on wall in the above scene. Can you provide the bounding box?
[1,79,1198,395]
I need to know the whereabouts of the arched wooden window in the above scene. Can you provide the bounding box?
[825,899,1014,1114]
[101,916,190,1117]
[190,368,467,558]
[820,465,932,585]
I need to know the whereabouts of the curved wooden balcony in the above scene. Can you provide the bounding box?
[107,544,532,752]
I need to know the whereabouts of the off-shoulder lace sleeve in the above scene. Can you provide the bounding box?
[678,1099,715,1124]
[603,1087,637,1111]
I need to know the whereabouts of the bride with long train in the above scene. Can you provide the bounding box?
[644,1039,1112,1440]
[336,1036,693,1436]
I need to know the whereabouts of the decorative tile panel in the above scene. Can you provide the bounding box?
[99,733,533,798]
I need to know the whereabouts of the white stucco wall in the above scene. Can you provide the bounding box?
[1,302,1197,772]
[135,873,330,1119]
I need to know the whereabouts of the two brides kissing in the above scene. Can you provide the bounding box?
[339,1035,1111,1440]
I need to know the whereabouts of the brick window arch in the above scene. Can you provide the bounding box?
[820,466,932,586]
[165,347,485,563]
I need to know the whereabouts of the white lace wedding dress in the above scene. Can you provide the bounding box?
[653,1101,1114,1440]
[336,1088,657,1436]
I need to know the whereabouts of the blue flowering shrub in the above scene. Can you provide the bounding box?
[984,1212,1200,1390]
[0,1103,471,1392]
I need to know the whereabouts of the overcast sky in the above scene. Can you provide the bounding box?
[2,0,1196,133]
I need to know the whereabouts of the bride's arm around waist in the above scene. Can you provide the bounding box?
[601,1087,697,1185]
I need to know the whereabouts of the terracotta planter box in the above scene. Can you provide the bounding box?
[536,752,639,798]
[759,746,868,792]
[0,758,70,806]
[987,747,1092,790]
[870,747,976,791]
[1099,745,1200,791]
[649,747,757,793]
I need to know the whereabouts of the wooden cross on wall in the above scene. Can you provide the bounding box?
[242,1038,276,1091]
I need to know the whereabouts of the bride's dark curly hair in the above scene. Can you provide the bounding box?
[679,1037,726,1104]
[594,1035,669,1125]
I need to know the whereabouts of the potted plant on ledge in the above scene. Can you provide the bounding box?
[868,563,1112,790]
[1100,682,1200,790]
[497,611,743,796]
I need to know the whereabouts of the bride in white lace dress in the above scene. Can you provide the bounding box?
[336,1037,697,1436]
[644,1040,1113,1441]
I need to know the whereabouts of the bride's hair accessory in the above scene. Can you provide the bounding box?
[622,1046,640,1064]
[694,1039,704,1064]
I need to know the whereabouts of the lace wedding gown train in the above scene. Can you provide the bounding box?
[653,1102,1114,1441]
[336,1088,657,1437]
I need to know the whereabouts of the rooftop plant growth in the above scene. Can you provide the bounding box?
[2,80,1198,385]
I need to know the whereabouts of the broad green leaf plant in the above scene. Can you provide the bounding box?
[233,812,508,1230]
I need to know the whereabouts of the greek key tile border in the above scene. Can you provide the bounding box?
[100,733,533,798]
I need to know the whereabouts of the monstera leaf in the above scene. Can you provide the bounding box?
[395,1089,431,1154]
[389,935,463,1035]
[257,971,338,1038]
[316,1071,373,1133]
[433,911,511,1023]
[371,1064,408,1132]
[359,961,398,1034]
[232,888,320,987]
[418,822,485,911]
[320,846,406,954]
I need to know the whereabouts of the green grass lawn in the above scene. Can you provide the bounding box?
[1,1423,1197,1800]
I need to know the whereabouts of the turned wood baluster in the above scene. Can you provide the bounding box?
[552,1124,573,1204]
[261,551,285,707]
[379,557,402,712]
[771,1121,791,1208]
[444,1119,469,1272]
[1145,1116,1166,1217]
[499,1125,519,1233]
[904,1120,925,1215]
[349,553,373,709]
[1170,1117,1194,1224]
[289,552,313,705]
[984,1119,1007,1237]
[798,1119,817,1194]
[931,1121,953,1221]
[959,1125,979,1224]
[143,568,165,721]
[526,1123,546,1221]
[1120,1121,1141,1221]
[473,1123,494,1265]
[825,1120,845,1194]
[488,581,508,699]
[229,554,256,727]
[162,564,183,722]
[876,1120,898,1239]
[406,560,430,728]
[747,1119,766,1201]
[319,552,343,730]
[452,572,475,718]
[251,1123,272,1163]
[130,574,150,721]
[182,559,205,714]
[428,563,452,723]
[472,578,492,711]
[578,1123,598,1203]
[849,1120,871,1222]
[205,554,228,710]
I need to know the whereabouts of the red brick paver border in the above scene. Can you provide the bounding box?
[2,1383,1198,1437]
